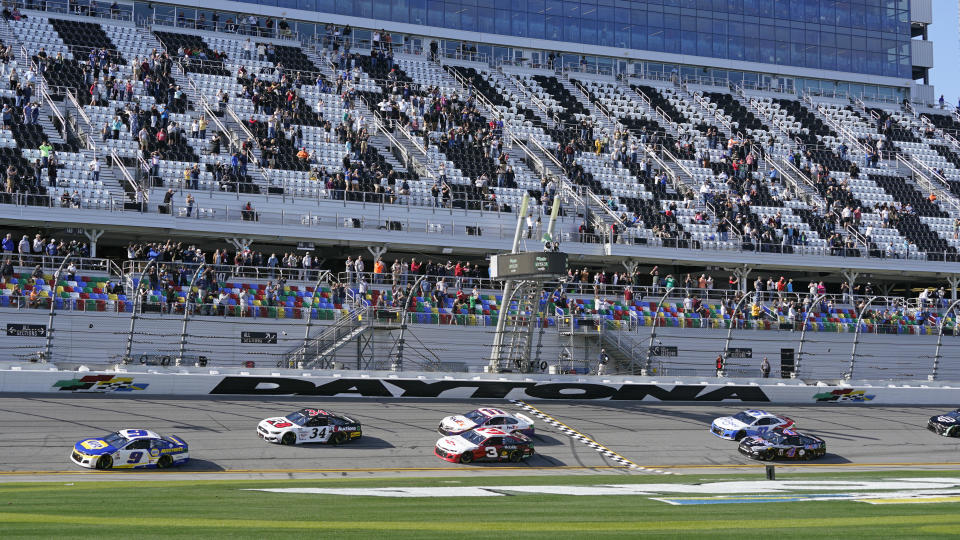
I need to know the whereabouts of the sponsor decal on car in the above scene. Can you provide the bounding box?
[53,374,149,393]
[812,388,875,403]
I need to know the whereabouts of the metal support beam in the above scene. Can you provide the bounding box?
[841,270,860,304]
[725,265,751,294]
[846,295,878,381]
[225,237,253,252]
[82,229,104,258]
[947,275,960,303]
[643,289,672,375]
[367,245,388,261]
[622,258,640,276]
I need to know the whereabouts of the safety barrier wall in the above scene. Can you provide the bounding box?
[3,366,960,404]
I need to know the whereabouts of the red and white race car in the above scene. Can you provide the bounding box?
[434,427,535,464]
[437,407,535,436]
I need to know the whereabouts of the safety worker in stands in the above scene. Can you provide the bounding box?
[597,348,609,376]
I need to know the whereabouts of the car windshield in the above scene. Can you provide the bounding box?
[732,412,756,424]
[285,412,307,425]
[102,432,127,447]
[464,410,486,423]
[762,432,787,444]
[460,430,486,445]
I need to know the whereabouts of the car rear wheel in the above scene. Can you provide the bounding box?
[459,452,474,464]
[508,450,523,463]
[281,432,297,446]
[95,455,113,470]
[157,455,173,469]
[734,431,746,441]
[330,432,347,445]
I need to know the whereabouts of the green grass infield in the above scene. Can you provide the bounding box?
[3,470,960,538]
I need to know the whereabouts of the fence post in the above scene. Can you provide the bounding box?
[795,294,826,378]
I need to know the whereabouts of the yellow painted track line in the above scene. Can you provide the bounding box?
[510,400,668,473]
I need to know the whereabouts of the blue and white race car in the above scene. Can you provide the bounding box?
[438,407,535,437]
[711,410,795,441]
[70,429,189,470]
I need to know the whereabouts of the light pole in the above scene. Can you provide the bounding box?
[124,259,156,362]
[42,254,73,363]
[846,296,878,381]
[931,299,960,381]
[795,293,826,378]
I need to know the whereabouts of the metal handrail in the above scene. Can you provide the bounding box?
[110,149,141,198]
[898,154,960,215]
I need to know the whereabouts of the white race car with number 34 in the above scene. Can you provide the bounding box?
[257,408,362,445]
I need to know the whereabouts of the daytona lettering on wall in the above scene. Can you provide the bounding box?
[207,377,772,402]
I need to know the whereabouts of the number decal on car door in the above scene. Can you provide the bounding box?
[310,428,326,439]
[127,451,143,464]
[485,447,498,458]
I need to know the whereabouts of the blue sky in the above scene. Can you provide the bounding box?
[929,1,960,105]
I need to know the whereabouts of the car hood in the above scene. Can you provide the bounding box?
[713,417,745,430]
[436,435,476,453]
[440,415,477,432]
[260,417,298,430]
[74,438,119,456]
[739,436,771,448]
[931,414,960,424]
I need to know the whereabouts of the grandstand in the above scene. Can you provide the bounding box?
[0,0,958,382]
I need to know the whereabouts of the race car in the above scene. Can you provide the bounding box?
[257,408,362,445]
[711,409,795,440]
[70,429,189,470]
[927,409,960,437]
[434,427,535,464]
[437,407,535,436]
[738,428,826,461]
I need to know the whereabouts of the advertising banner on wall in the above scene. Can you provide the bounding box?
[1,368,959,404]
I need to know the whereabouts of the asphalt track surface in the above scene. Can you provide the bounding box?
[1,395,960,481]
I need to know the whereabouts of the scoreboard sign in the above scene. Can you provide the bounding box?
[490,252,567,280]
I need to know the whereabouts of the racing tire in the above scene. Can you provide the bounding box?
[281,432,297,446]
[330,432,348,446]
[508,450,523,463]
[157,455,173,469]
[95,455,113,470]
[459,452,474,464]
[760,451,775,461]
[949,426,960,438]
[734,430,747,442]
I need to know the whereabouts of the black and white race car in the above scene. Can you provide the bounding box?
[927,409,960,437]
[737,428,826,461]
[257,408,362,445]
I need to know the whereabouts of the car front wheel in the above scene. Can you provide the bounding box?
[734,431,746,441]
[281,432,297,445]
[459,452,474,464]
[95,455,113,470]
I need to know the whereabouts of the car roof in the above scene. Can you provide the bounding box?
[743,409,775,417]
[471,407,508,417]
[118,429,161,440]
[298,408,333,417]
[473,427,509,436]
